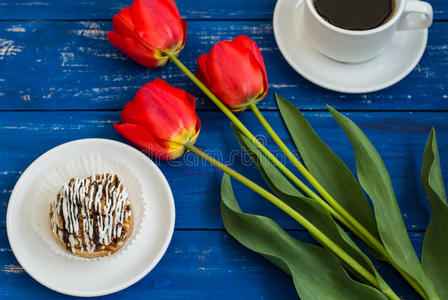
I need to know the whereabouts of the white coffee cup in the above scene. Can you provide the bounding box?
[303,0,433,63]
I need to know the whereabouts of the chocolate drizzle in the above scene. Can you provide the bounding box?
[50,173,132,255]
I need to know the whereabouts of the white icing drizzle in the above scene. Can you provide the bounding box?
[50,173,132,254]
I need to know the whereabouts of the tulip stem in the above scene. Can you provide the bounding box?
[248,103,428,300]
[169,54,362,247]
[184,143,399,300]
[169,54,424,299]
[249,102,384,245]
[168,54,348,227]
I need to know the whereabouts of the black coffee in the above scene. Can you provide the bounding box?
[314,0,394,30]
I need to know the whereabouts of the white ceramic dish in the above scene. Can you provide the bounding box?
[7,139,175,297]
[273,0,428,93]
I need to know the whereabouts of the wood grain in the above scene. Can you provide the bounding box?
[0,229,425,299]
[1,111,445,230]
[0,0,445,20]
[0,21,447,111]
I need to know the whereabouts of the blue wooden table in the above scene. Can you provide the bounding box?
[0,0,447,299]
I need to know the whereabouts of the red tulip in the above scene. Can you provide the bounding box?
[196,35,268,112]
[108,0,187,68]
[114,79,201,160]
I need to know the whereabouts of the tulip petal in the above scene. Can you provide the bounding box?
[114,122,175,160]
[108,1,186,68]
[164,0,178,11]
[180,19,188,49]
[192,113,201,141]
[120,79,198,142]
[233,35,268,97]
[112,8,135,37]
[233,36,266,74]
[108,7,169,67]
[107,32,164,68]
[130,0,185,50]
[196,54,212,87]
[153,78,196,108]
[206,40,265,108]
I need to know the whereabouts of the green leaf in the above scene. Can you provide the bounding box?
[232,124,391,294]
[275,94,380,256]
[421,129,448,299]
[328,106,439,300]
[221,174,388,300]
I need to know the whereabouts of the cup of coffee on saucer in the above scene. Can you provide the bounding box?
[303,0,433,63]
[273,0,433,93]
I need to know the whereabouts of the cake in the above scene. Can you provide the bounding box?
[49,173,133,258]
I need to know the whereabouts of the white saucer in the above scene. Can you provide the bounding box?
[273,0,428,93]
[6,139,175,297]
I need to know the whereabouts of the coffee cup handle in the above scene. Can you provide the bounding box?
[397,0,433,31]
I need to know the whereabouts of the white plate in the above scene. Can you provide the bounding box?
[6,139,175,297]
[273,0,428,93]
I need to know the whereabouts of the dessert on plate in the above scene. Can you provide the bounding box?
[49,173,133,258]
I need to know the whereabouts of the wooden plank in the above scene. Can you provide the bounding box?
[0,229,425,299]
[0,0,445,20]
[0,0,276,20]
[0,21,447,111]
[0,111,445,230]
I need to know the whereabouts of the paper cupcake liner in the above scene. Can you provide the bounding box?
[32,154,145,262]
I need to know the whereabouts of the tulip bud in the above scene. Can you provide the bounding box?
[108,0,187,68]
[196,35,268,112]
[114,79,201,160]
